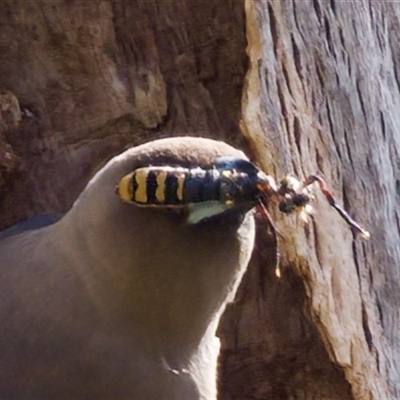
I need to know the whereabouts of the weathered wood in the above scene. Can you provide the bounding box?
[0,0,398,399]
[0,0,248,229]
[219,1,397,399]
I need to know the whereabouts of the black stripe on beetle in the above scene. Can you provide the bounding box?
[164,172,179,204]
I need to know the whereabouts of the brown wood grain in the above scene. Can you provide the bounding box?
[0,1,398,399]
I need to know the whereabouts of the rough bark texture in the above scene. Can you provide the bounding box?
[0,1,398,399]
[219,1,398,399]
[0,1,248,229]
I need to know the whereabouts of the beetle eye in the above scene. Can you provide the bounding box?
[279,199,295,214]
[279,193,310,214]
[292,193,310,207]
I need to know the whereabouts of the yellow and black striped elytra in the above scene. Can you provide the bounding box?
[117,157,262,209]
[118,166,187,206]
[116,156,370,239]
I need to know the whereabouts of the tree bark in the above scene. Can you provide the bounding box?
[219,1,398,399]
[0,1,398,399]
[0,0,248,229]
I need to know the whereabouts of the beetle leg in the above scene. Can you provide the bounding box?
[257,199,283,278]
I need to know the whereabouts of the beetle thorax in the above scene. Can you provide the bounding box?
[219,170,259,206]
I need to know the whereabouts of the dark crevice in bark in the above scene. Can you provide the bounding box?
[281,64,292,97]
[376,297,384,328]
[311,91,317,110]
[337,27,350,73]
[267,3,278,59]
[291,0,300,32]
[361,302,374,351]
[324,16,335,58]
[380,110,386,141]
[347,57,353,79]
[291,34,303,82]
[315,61,325,90]
[343,129,354,167]
[312,217,322,268]
[335,71,340,87]
[325,101,342,162]
[366,154,373,174]
[316,147,324,174]
[368,0,374,24]
[351,237,361,280]
[276,80,289,135]
[263,65,270,93]
[329,0,337,17]
[338,26,345,49]
[312,0,322,23]
[355,79,367,122]
[378,27,385,53]
[351,18,358,38]
[291,0,306,44]
[368,267,373,287]
[375,348,380,374]
[388,36,400,95]
[374,6,385,53]
[394,214,400,260]
[293,115,301,156]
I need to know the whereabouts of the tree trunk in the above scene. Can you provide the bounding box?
[0,1,398,399]
[0,0,248,228]
[219,1,398,399]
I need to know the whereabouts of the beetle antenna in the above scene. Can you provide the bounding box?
[302,175,370,239]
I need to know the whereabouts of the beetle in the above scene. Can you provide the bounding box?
[116,156,370,239]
